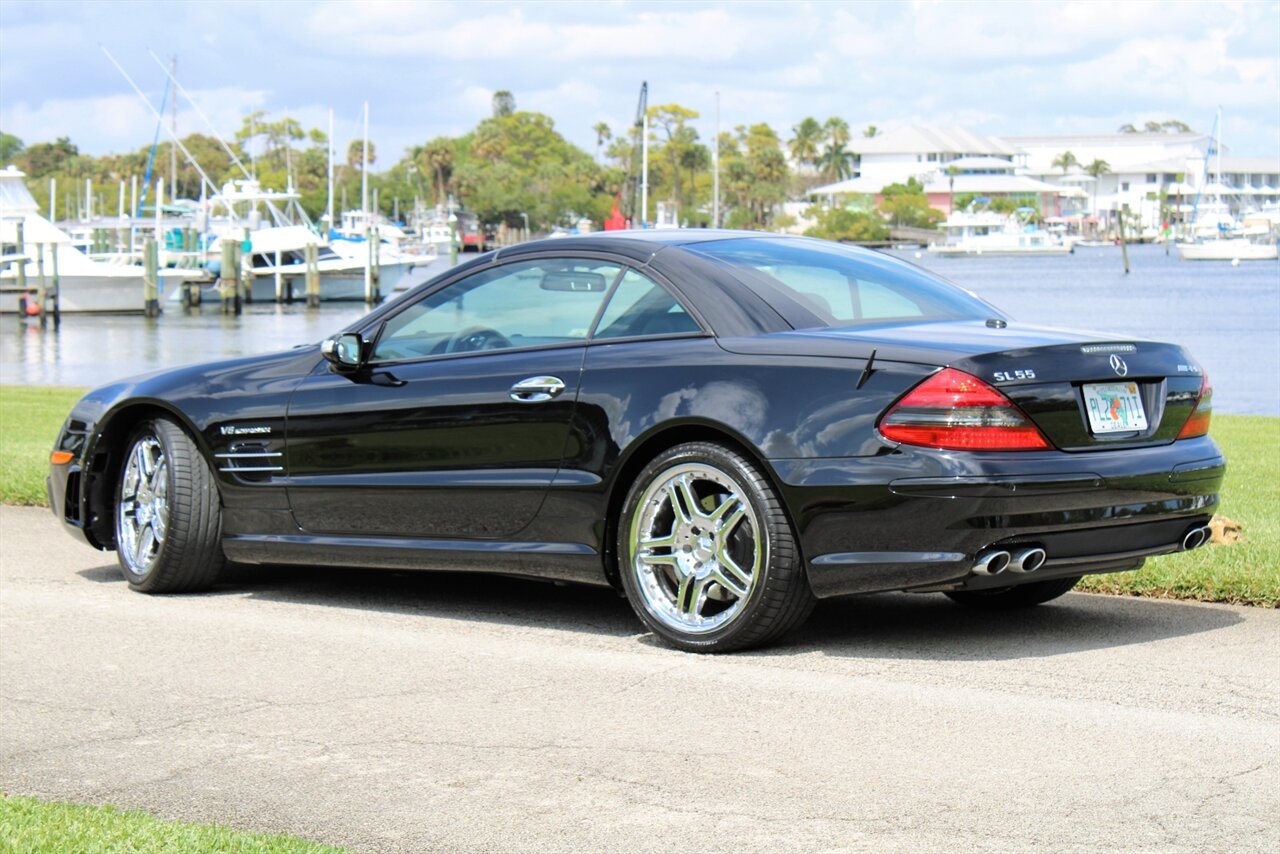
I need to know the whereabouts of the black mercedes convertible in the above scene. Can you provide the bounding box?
[48,231,1224,652]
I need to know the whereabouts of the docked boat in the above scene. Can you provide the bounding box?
[1,166,201,314]
[928,211,1073,256]
[1176,235,1277,261]
[201,225,416,303]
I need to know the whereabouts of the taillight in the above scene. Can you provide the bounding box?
[1178,373,1212,438]
[878,368,1051,451]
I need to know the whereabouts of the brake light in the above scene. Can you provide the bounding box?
[1178,373,1212,438]
[878,368,1051,451]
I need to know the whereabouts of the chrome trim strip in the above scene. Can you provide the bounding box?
[215,451,283,458]
[218,465,284,473]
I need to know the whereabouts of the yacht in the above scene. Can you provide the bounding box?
[1,166,201,314]
[929,210,1073,256]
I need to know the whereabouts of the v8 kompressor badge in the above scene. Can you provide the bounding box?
[220,425,272,436]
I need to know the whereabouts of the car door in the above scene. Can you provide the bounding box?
[285,256,623,539]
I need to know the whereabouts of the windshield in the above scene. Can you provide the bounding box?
[690,237,998,330]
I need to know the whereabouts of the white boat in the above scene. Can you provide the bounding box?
[1176,236,1277,261]
[1,166,201,314]
[1175,109,1278,262]
[928,210,1073,256]
[204,225,415,303]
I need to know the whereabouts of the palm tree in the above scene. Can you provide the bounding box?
[1051,150,1079,175]
[824,117,850,149]
[788,117,822,172]
[1084,158,1110,218]
[592,122,611,163]
[946,164,960,215]
[420,138,454,207]
[818,141,856,182]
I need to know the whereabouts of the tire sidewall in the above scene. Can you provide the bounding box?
[617,443,789,651]
[115,419,175,590]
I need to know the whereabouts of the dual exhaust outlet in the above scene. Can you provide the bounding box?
[973,524,1213,576]
[972,546,1046,576]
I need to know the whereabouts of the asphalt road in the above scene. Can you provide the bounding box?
[2,504,1278,852]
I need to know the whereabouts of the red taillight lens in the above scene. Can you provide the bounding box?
[878,368,1051,451]
[1178,373,1213,438]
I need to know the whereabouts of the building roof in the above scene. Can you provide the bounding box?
[1004,132,1210,148]
[855,125,1020,156]
[808,173,1064,196]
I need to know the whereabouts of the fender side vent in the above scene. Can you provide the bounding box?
[216,443,283,480]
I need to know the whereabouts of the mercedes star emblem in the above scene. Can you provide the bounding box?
[1109,354,1129,377]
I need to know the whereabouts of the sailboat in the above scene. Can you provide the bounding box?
[1177,111,1278,261]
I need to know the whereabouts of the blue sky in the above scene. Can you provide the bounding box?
[2,0,1277,164]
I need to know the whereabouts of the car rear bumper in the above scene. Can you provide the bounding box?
[769,436,1224,598]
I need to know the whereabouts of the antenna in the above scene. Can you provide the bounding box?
[100,45,218,197]
[147,48,252,180]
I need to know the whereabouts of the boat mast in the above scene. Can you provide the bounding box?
[327,108,334,235]
[361,101,369,217]
[169,55,177,201]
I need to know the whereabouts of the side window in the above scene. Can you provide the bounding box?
[592,270,699,339]
[373,258,621,361]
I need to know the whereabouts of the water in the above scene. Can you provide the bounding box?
[882,244,1278,416]
[1,245,1276,415]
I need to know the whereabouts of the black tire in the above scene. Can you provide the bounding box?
[115,417,223,593]
[617,441,815,652]
[944,575,1082,610]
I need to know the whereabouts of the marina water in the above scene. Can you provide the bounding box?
[2,245,1276,416]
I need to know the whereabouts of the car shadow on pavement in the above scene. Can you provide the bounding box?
[780,590,1244,661]
[76,564,1244,660]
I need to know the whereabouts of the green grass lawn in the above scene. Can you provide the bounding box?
[1,385,1276,605]
[0,385,84,505]
[0,794,349,853]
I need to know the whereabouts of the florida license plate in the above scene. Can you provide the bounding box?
[1083,382,1148,434]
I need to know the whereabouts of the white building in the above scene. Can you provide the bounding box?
[807,126,1280,232]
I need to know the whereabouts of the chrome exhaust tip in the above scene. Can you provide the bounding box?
[972,550,1011,576]
[1181,525,1211,551]
[1008,547,1047,573]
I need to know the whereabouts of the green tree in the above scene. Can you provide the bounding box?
[804,205,888,242]
[0,131,23,163]
[419,137,455,206]
[1051,150,1078,174]
[347,139,376,169]
[492,90,516,118]
[592,122,611,163]
[788,117,823,171]
[819,118,855,182]
[879,177,943,228]
[862,125,879,138]
[647,103,700,217]
[1085,158,1110,215]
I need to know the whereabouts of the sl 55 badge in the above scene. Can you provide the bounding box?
[992,369,1036,382]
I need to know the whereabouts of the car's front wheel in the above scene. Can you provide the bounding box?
[115,417,223,593]
[617,442,815,652]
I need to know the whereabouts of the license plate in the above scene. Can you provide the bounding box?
[1083,382,1148,434]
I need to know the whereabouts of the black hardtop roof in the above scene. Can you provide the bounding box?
[493,228,841,263]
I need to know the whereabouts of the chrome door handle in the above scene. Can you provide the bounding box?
[509,375,566,403]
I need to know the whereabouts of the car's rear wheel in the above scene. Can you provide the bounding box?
[944,575,1081,609]
[115,417,223,593]
[617,442,815,652]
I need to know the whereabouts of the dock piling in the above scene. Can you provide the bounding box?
[305,242,320,308]
[1117,205,1131,275]
[50,243,60,327]
[35,242,47,326]
[143,236,161,317]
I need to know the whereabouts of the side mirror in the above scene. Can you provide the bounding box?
[321,332,365,371]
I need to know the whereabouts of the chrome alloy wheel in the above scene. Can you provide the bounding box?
[628,463,764,635]
[117,435,169,576]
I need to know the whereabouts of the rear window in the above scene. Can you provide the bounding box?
[690,237,996,329]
